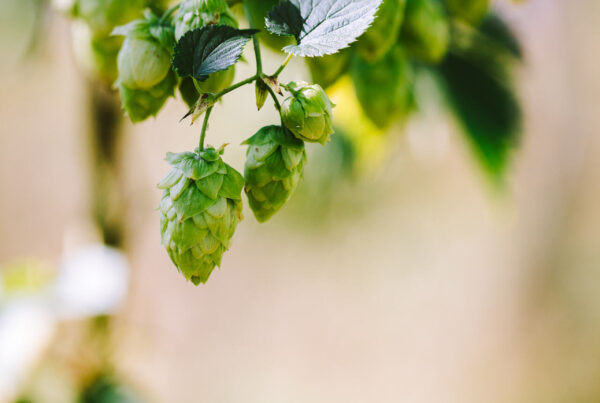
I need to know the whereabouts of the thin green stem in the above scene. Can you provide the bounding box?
[214,75,258,99]
[159,3,180,24]
[199,106,213,151]
[244,2,263,75]
[265,85,281,111]
[252,35,263,75]
[273,54,293,78]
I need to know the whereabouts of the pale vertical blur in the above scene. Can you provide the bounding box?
[1,0,600,402]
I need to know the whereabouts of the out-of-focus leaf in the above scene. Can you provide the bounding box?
[445,0,489,25]
[479,14,522,59]
[356,0,406,62]
[399,0,449,63]
[352,46,414,129]
[306,47,353,89]
[438,15,521,177]
[78,375,142,403]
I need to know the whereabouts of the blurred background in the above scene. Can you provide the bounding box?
[1,0,600,402]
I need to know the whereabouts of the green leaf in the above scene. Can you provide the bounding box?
[172,25,258,81]
[270,0,382,57]
[437,15,521,177]
[265,1,304,40]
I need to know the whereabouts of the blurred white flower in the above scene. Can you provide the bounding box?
[0,299,56,402]
[53,244,130,320]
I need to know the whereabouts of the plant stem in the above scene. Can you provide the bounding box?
[265,85,281,111]
[273,54,293,77]
[214,75,258,99]
[244,2,263,75]
[199,106,213,151]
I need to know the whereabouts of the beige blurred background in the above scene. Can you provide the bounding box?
[1,0,600,402]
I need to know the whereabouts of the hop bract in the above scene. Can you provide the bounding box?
[281,82,335,145]
[174,0,238,40]
[243,126,307,222]
[158,147,245,285]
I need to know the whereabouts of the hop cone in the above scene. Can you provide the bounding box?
[281,82,335,145]
[158,147,244,285]
[174,0,238,40]
[243,126,307,222]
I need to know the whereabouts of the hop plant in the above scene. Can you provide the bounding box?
[281,82,335,145]
[60,0,522,285]
[243,126,307,222]
[158,147,245,285]
[113,11,176,121]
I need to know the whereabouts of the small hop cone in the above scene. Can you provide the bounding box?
[243,126,307,222]
[174,0,238,40]
[158,147,244,285]
[281,81,335,145]
[113,11,177,122]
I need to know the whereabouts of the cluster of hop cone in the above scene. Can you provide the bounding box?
[158,82,334,285]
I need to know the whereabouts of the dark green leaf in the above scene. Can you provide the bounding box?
[280,0,383,57]
[265,1,304,40]
[438,36,521,176]
[479,14,522,59]
[172,25,258,81]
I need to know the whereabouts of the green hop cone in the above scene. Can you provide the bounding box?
[356,0,406,62]
[352,46,414,129]
[446,0,489,25]
[71,21,122,84]
[400,0,450,63]
[117,36,171,89]
[76,0,146,36]
[118,70,176,123]
[114,11,175,90]
[158,147,245,285]
[281,82,335,145]
[243,126,307,223]
[114,11,176,122]
[173,0,238,40]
